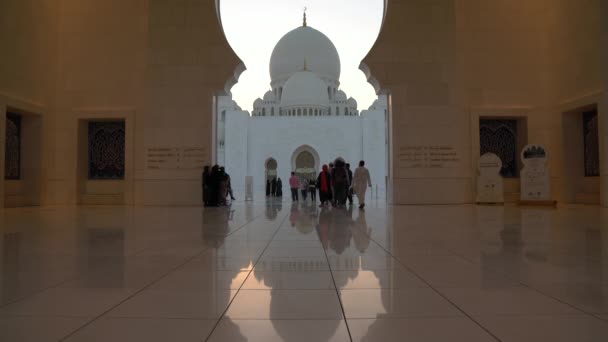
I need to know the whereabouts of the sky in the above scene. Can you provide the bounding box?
[219,0,384,112]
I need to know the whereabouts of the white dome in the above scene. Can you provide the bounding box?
[281,71,330,107]
[253,98,263,108]
[270,26,340,85]
[347,97,357,108]
[335,90,347,101]
[263,91,275,102]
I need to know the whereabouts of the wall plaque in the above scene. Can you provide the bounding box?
[146,147,207,170]
[399,145,460,169]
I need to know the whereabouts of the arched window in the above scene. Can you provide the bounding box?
[262,108,266,116]
[336,107,340,116]
[297,108,301,116]
[271,107,274,116]
[327,87,332,100]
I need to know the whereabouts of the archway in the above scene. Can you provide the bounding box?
[265,157,278,181]
[291,145,320,180]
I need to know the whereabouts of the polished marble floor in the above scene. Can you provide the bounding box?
[1,200,608,341]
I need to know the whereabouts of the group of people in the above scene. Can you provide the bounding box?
[290,159,372,209]
[202,165,235,207]
[266,177,283,197]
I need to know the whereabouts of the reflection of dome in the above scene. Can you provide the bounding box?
[281,71,330,107]
[270,26,341,85]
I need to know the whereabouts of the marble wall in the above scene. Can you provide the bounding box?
[363,0,606,205]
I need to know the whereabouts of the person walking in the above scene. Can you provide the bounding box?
[316,165,332,207]
[300,177,308,202]
[202,165,210,206]
[352,160,372,209]
[328,162,335,206]
[208,165,220,207]
[333,160,349,207]
[266,179,271,197]
[308,177,317,202]
[218,167,228,206]
[276,178,283,197]
[346,163,353,205]
[271,177,277,197]
[225,172,236,201]
[289,172,300,202]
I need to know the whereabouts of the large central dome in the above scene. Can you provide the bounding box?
[269,25,341,86]
[281,70,330,108]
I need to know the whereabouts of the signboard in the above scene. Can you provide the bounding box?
[520,144,551,201]
[476,153,504,203]
[245,176,254,201]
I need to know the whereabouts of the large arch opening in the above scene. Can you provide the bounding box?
[216,0,388,200]
[291,145,320,181]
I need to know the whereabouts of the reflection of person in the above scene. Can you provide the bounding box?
[353,160,372,209]
[351,210,372,253]
[289,203,299,227]
[289,172,300,201]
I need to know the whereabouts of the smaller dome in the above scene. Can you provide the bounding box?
[263,91,275,102]
[347,97,357,108]
[281,71,330,107]
[253,98,263,108]
[335,90,347,101]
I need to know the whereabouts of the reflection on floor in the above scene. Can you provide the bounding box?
[1,200,608,341]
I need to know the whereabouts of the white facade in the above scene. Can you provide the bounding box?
[217,22,387,198]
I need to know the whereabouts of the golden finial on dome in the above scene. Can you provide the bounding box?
[303,7,307,27]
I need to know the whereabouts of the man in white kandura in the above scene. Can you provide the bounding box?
[352,160,372,209]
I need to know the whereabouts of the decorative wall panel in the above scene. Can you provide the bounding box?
[480,119,518,178]
[583,110,600,177]
[88,121,125,180]
[4,112,21,180]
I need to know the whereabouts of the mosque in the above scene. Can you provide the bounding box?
[217,15,387,197]
[1,1,608,341]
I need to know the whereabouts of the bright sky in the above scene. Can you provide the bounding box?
[219,0,384,112]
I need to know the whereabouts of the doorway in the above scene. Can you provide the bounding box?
[562,105,601,204]
[3,110,42,207]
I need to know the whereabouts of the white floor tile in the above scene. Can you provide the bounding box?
[208,319,350,342]
[64,317,216,342]
[348,317,496,342]
[0,316,88,342]
[226,289,343,319]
